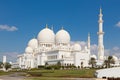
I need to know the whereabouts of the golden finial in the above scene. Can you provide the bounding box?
[46,24,48,28]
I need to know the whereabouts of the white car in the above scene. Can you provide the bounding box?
[95,67,120,78]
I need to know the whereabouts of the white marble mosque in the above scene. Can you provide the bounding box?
[17,8,120,69]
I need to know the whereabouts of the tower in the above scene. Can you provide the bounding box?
[87,33,90,49]
[3,56,6,63]
[87,33,90,54]
[97,8,104,60]
[3,56,6,71]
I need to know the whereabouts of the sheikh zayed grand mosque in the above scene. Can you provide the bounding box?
[17,8,120,69]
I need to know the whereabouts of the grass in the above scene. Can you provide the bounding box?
[0,71,13,76]
[26,69,97,80]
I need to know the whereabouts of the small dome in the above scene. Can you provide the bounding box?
[84,46,88,51]
[91,55,97,59]
[56,29,70,44]
[37,27,55,44]
[73,43,81,51]
[113,56,118,61]
[25,47,33,53]
[28,38,38,49]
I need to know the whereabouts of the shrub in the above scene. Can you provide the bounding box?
[27,72,42,77]
[38,65,45,69]
[44,66,52,70]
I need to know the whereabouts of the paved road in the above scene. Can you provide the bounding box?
[0,72,25,80]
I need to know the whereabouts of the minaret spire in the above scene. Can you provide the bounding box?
[87,33,90,49]
[97,8,104,60]
[46,24,48,28]
[51,25,54,31]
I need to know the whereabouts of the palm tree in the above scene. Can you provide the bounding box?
[104,56,115,68]
[89,57,96,68]
[81,62,83,69]
[4,62,11,70]
[45,62,48,66]
[104,60,108,68]
[0,62,3,68]
[108,56,114,68]
[57,61,61,66]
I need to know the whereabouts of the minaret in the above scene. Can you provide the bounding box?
[3,56,6,63]
[87,33,90,50]
[3,56,6,71]
[87,33,90,55]
[97,8,104,60]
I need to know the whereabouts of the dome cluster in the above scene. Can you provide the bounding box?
[73,43,81,51]
[37,25,70,45]
[113,56,118,61]
[25,47,33,53]
[37,28,55,43]
[25,25,71,53]
[28,38,38,49]
[56,29,70,44]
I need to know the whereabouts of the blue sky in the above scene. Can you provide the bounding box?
[0,0,120,62]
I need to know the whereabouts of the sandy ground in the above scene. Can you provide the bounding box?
[0,72,25,80]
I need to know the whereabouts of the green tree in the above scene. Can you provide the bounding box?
[89,58,96,68]
[104,56,115,68]
[0,62,3,68]
[108,56,115,68]
[4,62,11,70]
[104,60,108,68]
[57,61,61,66]
[81,62,83,69]
[45,62,48,66]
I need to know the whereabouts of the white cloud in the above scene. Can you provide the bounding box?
[0,52,20,62]
[71,41,120,58]
[111,47,120,58]
[116,21,120,28]
[71,41,87,49]
[0,25,18,31]
[113,46,119,51]
[105,49,110,56]
[90,44,98,55]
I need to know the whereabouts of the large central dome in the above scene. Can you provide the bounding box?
[37,26,55,44]
[56,28,70,44]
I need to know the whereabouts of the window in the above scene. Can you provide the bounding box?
[47,55,57,60]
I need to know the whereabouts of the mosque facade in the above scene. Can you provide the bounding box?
[18,25,91,69]
[17,9,120,69]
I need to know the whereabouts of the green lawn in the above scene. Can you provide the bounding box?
[0,71,13,76]
[26,69,97,80]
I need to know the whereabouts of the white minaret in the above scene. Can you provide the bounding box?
[97,8,104,60]
[87,33,90,54]
[3,56,6,71]
[3,56,6,63]
[87,33,90,49]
